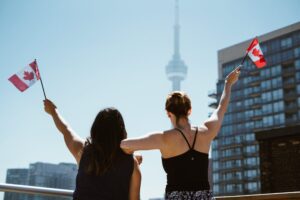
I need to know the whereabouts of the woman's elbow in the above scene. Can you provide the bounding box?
[120,140,134,154]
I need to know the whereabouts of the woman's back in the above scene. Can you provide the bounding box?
[161,126,211,158]
[162,127,210,191]
[73,147,134,200]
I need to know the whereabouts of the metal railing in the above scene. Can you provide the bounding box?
[1,183,300,199]
[0,183,73,198]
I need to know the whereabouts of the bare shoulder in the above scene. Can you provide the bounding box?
[195,124,208,134]
[162,129,180,140]
[195,125,213,139]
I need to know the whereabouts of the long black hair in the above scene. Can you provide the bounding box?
[84,107,127,175]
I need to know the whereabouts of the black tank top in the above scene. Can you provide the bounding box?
[162,127,210,192]
[73,147,134,200]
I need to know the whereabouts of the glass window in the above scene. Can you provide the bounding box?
[263,116,274,127]
[244,145,257,153]
[245,110,254,119]
[281,49,294,61]
[244,169,258,178]
[261,80,272,91]
[254,120,262,128]
[245,98,253,108]
[270,40,280,52]
[245,121,254,129]
[245,133,255,141]
[281,37,292,49]
[260,68,271,78]
[294,31,300,44]
[246,182,258,192]
[273,89,283,100]
[271,65,282,76]
[213,173,219,182]
[295,59,300,70]
[297,85,300,93]
[295,47,300,58]
[213,161,219,170]
[272,77,282,88]
[274,113,285,125]
[244,157,258,166]
[262,91,272,102]
[262,103,272,114]
[273,101,284,113]
[296,72,300,81]
[213,185,219,193]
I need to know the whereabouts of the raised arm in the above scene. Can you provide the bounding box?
[120,132,164,154]
[44,99,85,164]
[203,66,241,140]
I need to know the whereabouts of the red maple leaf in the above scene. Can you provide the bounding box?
[23,71,34,81]
[252,48,262,58]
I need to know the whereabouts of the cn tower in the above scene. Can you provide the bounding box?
[165,0,188,91]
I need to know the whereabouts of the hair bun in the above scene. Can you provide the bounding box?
[165,91,191,119]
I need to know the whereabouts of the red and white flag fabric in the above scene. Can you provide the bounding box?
[8,60,41,92]
[247,38,267,68]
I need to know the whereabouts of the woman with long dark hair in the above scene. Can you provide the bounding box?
[44,100,141,200]
[121,67,241,199]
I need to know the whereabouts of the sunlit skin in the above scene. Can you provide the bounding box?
[121,66,241,160]
[44,100,141,200]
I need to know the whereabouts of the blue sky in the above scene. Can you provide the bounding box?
[0,0,300,199]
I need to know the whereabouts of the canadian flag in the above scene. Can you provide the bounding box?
[8,60,41,92]
[247,38,267,68]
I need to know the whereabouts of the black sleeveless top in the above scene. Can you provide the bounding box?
[73,148,134,200]
[162,127,210,192]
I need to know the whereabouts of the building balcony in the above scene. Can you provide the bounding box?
[249,77,261,86]
[284,103,298,114]
[243,163,259,169]
[284,92,297,101]
[283,79,296,89]
[219,154,243,162]
[282,67,296,77]
[243,151,259,157]
[209,100,218,108]
[285,117,299,125]
[249,90,261,98]
[208,89,217,99]
[251,116,263,121]
[249,70,260,76]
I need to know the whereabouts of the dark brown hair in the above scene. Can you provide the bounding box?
[165,91,191,124]
[84,107,127,175]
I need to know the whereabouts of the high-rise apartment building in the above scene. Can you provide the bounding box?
[209,22,300,196]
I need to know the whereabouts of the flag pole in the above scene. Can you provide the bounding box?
[35,59,47,100]
[240,52,248,66]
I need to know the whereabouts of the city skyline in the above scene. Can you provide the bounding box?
[1,0,300,199]
[4,162,77,200]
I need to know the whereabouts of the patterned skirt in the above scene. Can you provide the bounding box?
[165,190,215,200]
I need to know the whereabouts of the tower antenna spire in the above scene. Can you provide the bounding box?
[165,0,188,91]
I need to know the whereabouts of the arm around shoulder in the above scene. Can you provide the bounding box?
[121,132,164,154]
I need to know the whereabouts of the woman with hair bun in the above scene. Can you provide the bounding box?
[121,67,241,200]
